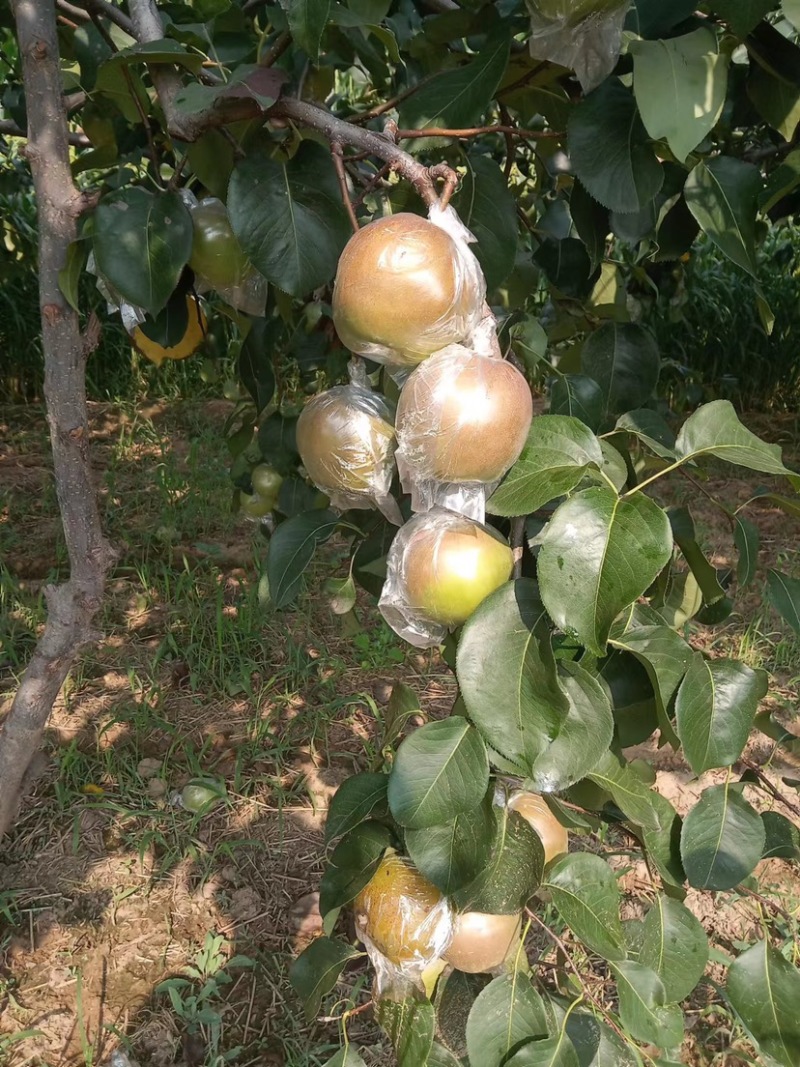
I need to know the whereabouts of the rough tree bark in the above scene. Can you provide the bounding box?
[0,0,116,839]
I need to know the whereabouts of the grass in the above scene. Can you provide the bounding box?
[1,399,799,1066]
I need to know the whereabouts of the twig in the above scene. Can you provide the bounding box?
[497,61,549,98]
[397,124,562,141]
[121,65,162,184]
[348,74,438,125]
[259,29,291,67]
[350,160,393,208]
[55,0,90,20]
[83,0,133,35]
[318,999,373,1024]
[741,757,800,821]
[511,517,525,579]
[0,117,90,148]
[526,908,627,1041]
[499,104,516,182]
[332,142,359,234]
[738,885,799,927]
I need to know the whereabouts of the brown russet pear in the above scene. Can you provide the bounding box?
[444,910,522,973]
[396,345,533,483]
[296,385,396,498]
[332,214,483,365]
[508,792,569,865]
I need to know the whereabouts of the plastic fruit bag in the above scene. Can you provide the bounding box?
[187,197,267,316]
[354,854,453,995]
[379,507,514,647]
[395,343,533,522]
[525,0,630,93]
[332,203,486,370]
[296,382,402,524]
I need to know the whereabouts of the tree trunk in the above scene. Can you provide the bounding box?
[0,0,116,840]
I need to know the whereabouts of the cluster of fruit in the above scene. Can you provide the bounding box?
[354,792,567,988]
[296,208,533,646]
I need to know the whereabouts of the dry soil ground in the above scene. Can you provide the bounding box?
[1,401,799,1067]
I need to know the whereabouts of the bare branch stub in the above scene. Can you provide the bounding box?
[1,0,116,838]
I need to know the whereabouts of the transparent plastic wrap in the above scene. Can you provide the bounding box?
[395,344,533,522]
[525,0,630,93]
[186,195,267,316]
[295,382,402,524]
[86,251,147,332]
[332,203,486,370]
[379,507,514,648]
[353,854,453,995]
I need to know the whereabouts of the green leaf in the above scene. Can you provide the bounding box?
[610,622,693,743]
[544,852,627,961]
[287,0,331,60]
[266,510,339,608]
[318,821,391,916]
[713,0,780,35]
[727,940,800,1067]
[93,188,193,317]
[239,318,277,415]
[587,749,663,832]
[593,650,659,747]
[325,773,388,843]
[615,409,677,460]
[611,962,684,1048]
[398,26,511,149]
[534,238,598,300]
[785,0,800,29]
[325,574,357,615]
[640,791,686,892]
[581,323,661,417]
[570,180,609,272]
[630,28,729,163]
[530,661,614,793]
[381,681,422,750]
[629,0,709,37]
[457,580,569,772]
[685,157,762,276]
[405,788,495,894]
[504,1035,580,1067]
[759,148,800,212]
[375,998,435,1067]
[427,1044,463,1067]
[675,400,792,475]
[452,154,518,290]
[323,1048,368,1067]
[680,783,765,890]
[454,808,544,915]
[549,376,605,432]
[105,38,205,72]
[228,140,351,298]
[488,416,604,518]
[465,974,549,1067]
[668,506,726,607]
[174,65,287,119]
[639,896,709,1002]
[568,80,664,215]
[562,1005,640,1067]
[387,718,489,830]
[538,487,673,657]
[762,810,800,859]
[748,63,800,141]
[675,653,768,775]
[289,937,360,1022]
[767,569,800,634]
[734,516,759,589]
[509,316,549,374]
[59,239,88,312]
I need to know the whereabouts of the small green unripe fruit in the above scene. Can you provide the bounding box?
[240,491,274,519]
[396,346,533,484]
[251,464,283,504]
[402,514,513,627]
[189,199,250,291]
[444,910,522,973]
[332,213,483,366]
[508,791,569,865]
[296,385,396,499]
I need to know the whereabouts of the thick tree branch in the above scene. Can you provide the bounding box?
[1,0,116,839]
[84,0,133,35]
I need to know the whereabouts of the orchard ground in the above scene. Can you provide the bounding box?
[1,398,799,1067]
